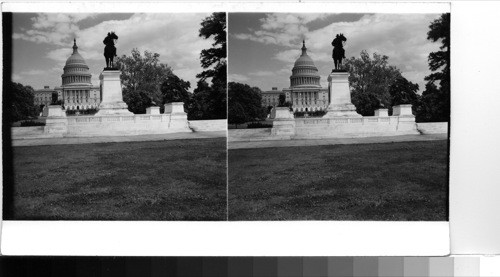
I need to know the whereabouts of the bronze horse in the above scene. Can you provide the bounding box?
[103,32,118,69]
[332,33,347,70]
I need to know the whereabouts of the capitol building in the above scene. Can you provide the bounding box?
[35,39,100,111]
[262,41,329,112]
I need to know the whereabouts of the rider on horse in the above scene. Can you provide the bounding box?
[103,32,118,69]
[332,33,346,70]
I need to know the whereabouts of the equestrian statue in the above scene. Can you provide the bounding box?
[103,32,118,69]
[331,33,347,71]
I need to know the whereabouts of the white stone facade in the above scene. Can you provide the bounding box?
[262,41,329,112]
[59,39,101,111]
[34,86,55,107]
[95,70,133,116]
[323,72,361,118]
[43,105,191,137]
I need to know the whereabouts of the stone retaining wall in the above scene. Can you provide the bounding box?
[292,116,419,139]
[229,128,280,142]
[11,126,45,137]
[188,119,227,132]
[416,122,449,134]
[63,114,191,137]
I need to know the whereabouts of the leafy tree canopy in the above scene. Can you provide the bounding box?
[161,74,191,105]
[6,81,37,124]
[228,82,266,125]
[389,76,420,107]
[420,13,450,122]
[115,48,172,113]
[191,12,227,120]
[344,50,403,116]
[197,12,226,81]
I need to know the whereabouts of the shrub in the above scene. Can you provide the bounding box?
[66,108,98,116]
[294,110,326,118]
[20,120,45,127]
[246,122,272,129]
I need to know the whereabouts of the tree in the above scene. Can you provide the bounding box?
[125,90,153,115]
[5,81,37,124]
[197,12,226,81]
[389,76,420,114]
[228,82,266,126]
[161,74,191,111]
[344,50,402,116]
[192,12,227,119]
[115,49,172,113]
[188,80,211,120]
[419,13,450,122]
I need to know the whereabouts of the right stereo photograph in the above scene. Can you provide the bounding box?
[227,13,450,221]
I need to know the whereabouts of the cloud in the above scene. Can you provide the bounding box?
[13,13,96,46]
[14,13,214,90]
[12,73,22,82]
[249,70,277,77]
[228,73,249,83]
[234,13,442,91]
[20,69,46,76]
[233,13,329,48]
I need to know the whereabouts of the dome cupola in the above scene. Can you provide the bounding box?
[61,38,92,86]
[290,40,321,88]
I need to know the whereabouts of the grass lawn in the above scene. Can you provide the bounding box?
[229,140,448,221]
[7,138,226,220]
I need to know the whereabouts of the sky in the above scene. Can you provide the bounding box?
[228,13,443,94]
[10,13,213,91]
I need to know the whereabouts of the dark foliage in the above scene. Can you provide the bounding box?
[247,122,273,129]
[5,81,37,124]
[20,120,45,127]
[191,12,227,120]
[66,108,98,116]
[389,76,421,115]
[122,90,153,115]
[294,110,327,118]
[161,74,191,113]
[228,82,267,126]
[344,51,402,116]
[197,12,226,81]
[115,49,172,114]
[419,13,450,122]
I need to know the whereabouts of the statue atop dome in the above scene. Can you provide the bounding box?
[103,32,118,70]
[331,33,347,71]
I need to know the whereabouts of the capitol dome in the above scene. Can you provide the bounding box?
[61,39,92,86]
[290,40,321,88]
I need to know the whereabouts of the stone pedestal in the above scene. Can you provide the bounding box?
[47,105,66,117]
[274,107,294,119]
[392,104,418,133]
[374,108,389,117]
[42,105,49,117]
[164,102,186,115]
[392,104,414,116]
[323,72,361,118]
[45,105,67,135]
[164,102,190,131]
[271,107,295,137]
[146,106,160,115]
[95,70,133,116]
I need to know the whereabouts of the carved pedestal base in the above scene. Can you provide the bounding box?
[95,70,133,116]
[323,72,361,118]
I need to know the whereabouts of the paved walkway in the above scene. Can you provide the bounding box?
[229,134,448,149]
[11,131,227,147]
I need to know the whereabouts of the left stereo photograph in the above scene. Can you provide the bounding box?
[2,12,228,220]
